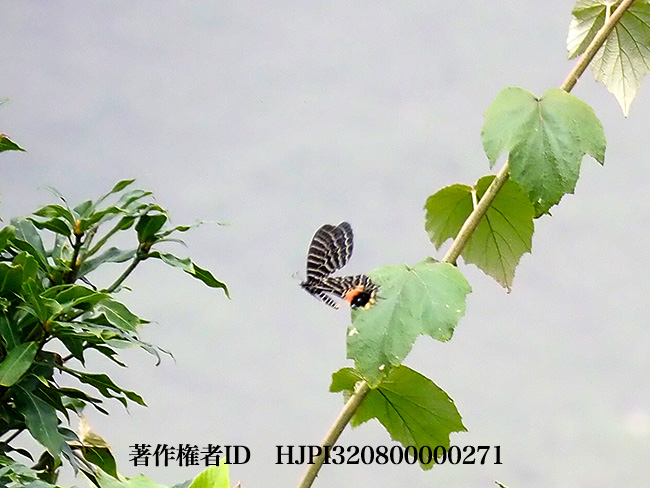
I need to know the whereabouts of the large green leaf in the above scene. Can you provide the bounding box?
[424,176,534,289]
[78,248,136,277]
[482,87,605,216]
[14,387,66,457]
[568,0,650,116]
[331,366,466,469]
[346,259,471,386]
[0,342,38,386]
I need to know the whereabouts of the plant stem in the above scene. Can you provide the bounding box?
[443,163,510,265]
[560,0,635,92]
[104,254,143,293]
[65,232,84,283]
[297,3,635,487]
[297,380,370,488]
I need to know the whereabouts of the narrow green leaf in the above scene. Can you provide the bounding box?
[44,284,108,310]
[347,259,471,386]
[14,387,66,457]
[568,1,650,116]
[95,179,136,207]
[0,313,19,348]
[0,342,38,386]
[424,176,534,290]
[29,217,73,237]
[69,370,146,407]
[78,247,136,277]
[482,87,605,216]
[0,134,25,152]
[32,204,75,225]
[188,465,230,488]
[331,365,466,470]
[148,251,230,297]
[96,298,141,332]
[189,263,230,297]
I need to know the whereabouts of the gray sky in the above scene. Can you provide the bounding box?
[2,2,650,487]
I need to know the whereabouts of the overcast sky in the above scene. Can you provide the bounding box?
[2,2,650,487]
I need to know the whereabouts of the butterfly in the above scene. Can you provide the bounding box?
[300,222,378,309]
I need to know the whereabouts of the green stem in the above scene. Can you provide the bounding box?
[104,254,144,293]
[297,380,370,488]
[65,232,84,283]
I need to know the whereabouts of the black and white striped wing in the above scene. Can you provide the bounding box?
[300,280,341,309]
[322,275,378,299]
[305,222,353,281]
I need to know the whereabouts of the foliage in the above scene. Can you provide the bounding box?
[0,179,228,486]
[331,366,466,469]
[346,259,471,387]
[425,176,534,290]
[322,2,649,486]
[568,0,650,116]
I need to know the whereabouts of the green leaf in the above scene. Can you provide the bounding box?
[0,225,15,252]
[135,214,167,243]
[0,342,38,386]
[66,370,146,407]
[96,298,141,332]
[21,279,62,323]
[73,199,95,219]
[148,251,230,298]
[14,387,66,457]
[0,134,25,153]
[568,1,650,116]
[95,179,136,207]
[423,184,473,249]
[188,465,230,488]
[190,263,230,297]
[11,219,49,268]
[95,471,170,488]
[331,365,466,470]
[32,204,75,225]
[0,313,19,348]
[44,284,108,311]
[482,87,605,216]
[0,262,25,295]
[346,259,471,386]
[81,445,118,478]
[29,217,73,237]
[78,247,135,277]
[424,176,534,290]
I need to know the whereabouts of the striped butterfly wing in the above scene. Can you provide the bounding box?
[305,222,353,281]
[322,274,379,309]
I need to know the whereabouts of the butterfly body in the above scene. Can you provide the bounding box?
[300,222,378,309]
